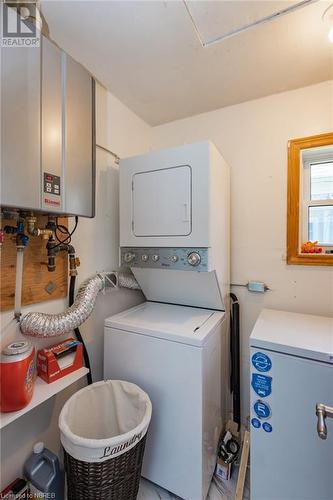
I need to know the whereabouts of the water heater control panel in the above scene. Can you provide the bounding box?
[120,247,209,272]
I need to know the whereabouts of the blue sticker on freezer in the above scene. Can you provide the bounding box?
[251,418,261,429]
[251,373,272,397]
[263,422,273,433]
[252,352,272,372]
[254,400,271,419]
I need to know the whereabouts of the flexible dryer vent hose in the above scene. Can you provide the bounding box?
[20,271,141,337]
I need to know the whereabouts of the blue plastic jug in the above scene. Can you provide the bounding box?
[24,442,64,499]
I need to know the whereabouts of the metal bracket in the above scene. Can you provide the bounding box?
[97,272,118,294]
[45,281,57,295]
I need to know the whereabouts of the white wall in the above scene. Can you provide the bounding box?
[151,80,333,425]
[0,83,151,488]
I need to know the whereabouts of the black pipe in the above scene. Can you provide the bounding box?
[230,293,241,430]
[46,236,57,272]
[69,275,93,385]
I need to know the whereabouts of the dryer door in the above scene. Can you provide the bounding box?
[132,165,192,237]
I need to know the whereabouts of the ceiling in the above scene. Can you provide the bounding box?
[41,0,333,126]
[184,1,314,44]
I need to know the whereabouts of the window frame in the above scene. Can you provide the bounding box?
[287,132,333,266]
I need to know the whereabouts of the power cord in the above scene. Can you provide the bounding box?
[52,216,78,249]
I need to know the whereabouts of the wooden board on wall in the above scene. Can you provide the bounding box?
[1,216,68,311]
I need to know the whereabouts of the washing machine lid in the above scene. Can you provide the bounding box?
[131,268,224,311]
[105,302,224,347]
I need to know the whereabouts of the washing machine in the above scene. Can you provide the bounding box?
[104,301,227,500]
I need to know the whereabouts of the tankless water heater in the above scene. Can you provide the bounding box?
[1,34,95,217]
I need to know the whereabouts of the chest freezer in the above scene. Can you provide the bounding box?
[250,309,333,500]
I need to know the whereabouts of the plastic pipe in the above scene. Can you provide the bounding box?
[14,248,24,319]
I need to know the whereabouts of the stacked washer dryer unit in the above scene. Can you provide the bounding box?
[104,141,230,500]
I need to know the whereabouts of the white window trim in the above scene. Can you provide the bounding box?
[301,150,333,249]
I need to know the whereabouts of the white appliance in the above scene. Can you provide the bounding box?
[104,141,230,499]
[119,141,230,310]
[104,301,226,500]
[250,309,333,500]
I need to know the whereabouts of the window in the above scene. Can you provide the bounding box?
[302,150,333,248]
[287,133,333,266]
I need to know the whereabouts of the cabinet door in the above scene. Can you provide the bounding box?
[64,54,95,217]
[41,37,63,212]
[132,166,192,237]
[1,45,40,209]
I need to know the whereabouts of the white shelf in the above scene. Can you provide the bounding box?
[0,367,89,430]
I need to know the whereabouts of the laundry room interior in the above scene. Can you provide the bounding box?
[0,1,332,499]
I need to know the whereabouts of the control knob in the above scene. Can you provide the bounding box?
[171,255,178,263]
[124,252,135,263]
[187,252,201,267]
[141,254,149,262]
[152,255,159,262]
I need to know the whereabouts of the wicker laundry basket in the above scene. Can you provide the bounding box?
[59,380,152,500]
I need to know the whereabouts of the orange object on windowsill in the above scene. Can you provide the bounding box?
[301,241,323,254]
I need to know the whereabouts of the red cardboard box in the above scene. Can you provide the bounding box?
[37,338,83,383]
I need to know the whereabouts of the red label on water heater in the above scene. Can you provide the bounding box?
[44,198,60,206]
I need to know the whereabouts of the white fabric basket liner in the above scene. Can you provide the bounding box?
[59,380,152,463]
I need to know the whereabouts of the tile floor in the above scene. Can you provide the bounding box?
[138,466,250,500]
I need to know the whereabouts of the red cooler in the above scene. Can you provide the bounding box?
[0,340,36,412]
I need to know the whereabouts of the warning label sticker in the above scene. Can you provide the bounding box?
[251,373,272,398]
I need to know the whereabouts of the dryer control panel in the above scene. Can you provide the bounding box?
[120,247,209,272]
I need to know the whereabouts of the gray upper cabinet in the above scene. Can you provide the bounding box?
[1,34,95,218]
